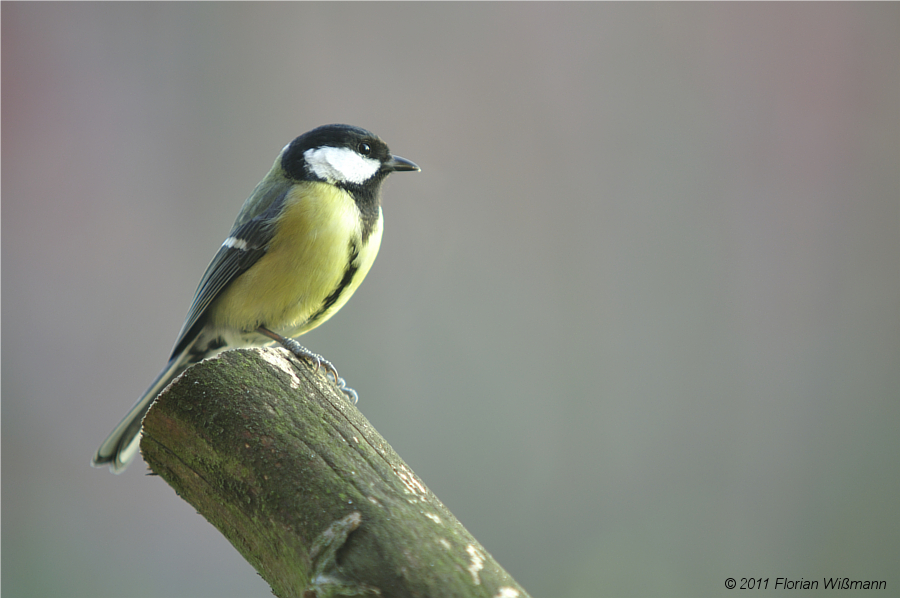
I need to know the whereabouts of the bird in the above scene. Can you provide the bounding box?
[92,124,419,473]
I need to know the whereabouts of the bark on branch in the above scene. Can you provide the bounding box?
[140,348,531,598]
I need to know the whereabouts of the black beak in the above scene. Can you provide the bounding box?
[385,155,420,172]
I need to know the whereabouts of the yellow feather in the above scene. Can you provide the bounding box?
[209,182,383,336]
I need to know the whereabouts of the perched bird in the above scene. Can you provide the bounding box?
[92,124,419,473]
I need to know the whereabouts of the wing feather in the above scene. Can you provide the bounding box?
[169,186,289,358]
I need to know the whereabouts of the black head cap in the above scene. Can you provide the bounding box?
[280,124,418,186]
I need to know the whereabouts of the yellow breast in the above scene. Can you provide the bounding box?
[209,182,383,336]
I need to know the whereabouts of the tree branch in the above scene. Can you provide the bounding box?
[140,348,531,598]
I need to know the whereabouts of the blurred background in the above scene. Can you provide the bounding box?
[3,4,898,597]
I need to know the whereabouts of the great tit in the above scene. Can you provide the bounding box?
[92,124,419,473]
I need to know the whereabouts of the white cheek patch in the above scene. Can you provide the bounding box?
[303,146,380,185]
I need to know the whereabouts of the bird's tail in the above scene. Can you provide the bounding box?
[91,355,190,474]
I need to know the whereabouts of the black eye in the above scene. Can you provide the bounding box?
[357,142,371,156]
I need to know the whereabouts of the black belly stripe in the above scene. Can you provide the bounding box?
[307,240,360,325]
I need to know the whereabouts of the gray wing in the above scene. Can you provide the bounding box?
[169,192,287,359]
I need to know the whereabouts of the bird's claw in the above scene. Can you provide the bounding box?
[326,373,359,405]
[271,335,358,404]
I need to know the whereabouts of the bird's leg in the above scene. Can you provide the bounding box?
[257,326,334,376]
[256,326,359,404]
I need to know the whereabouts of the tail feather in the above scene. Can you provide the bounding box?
[91,356,190,474]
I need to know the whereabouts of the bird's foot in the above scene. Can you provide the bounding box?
[257,327,359,404]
